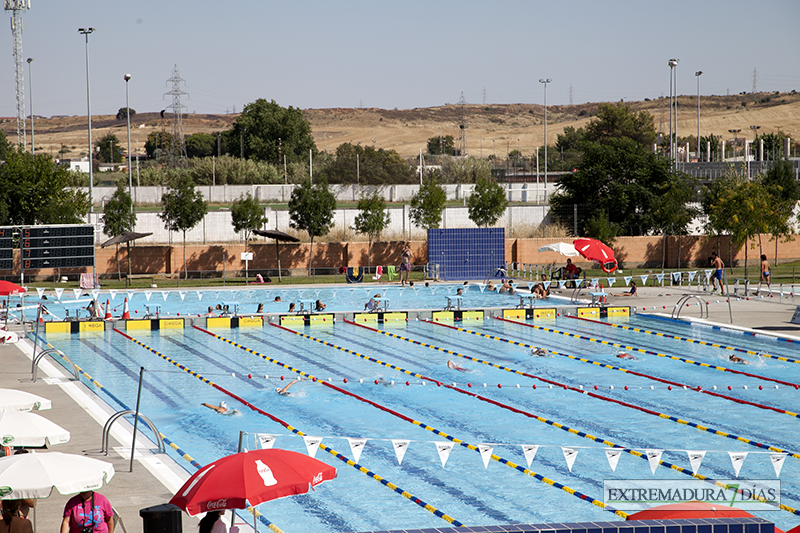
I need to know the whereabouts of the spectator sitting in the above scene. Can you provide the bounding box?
[613,281,637,297]
[255,274,265,283]
[565,258,579,279]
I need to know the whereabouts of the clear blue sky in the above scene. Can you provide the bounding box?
[3,0,799,118]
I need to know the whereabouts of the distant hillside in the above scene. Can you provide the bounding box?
[6,91,799,160]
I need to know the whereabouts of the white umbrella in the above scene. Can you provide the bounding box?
[0,452,115,499]
[0,389,52,412]
[0,409,70,447]
[538,242,579,257]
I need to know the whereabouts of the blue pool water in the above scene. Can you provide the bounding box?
[35,286,800,533]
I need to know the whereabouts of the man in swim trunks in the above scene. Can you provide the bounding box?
[758,254,770,295]
[710,252,724,294]
[400,243,412,286]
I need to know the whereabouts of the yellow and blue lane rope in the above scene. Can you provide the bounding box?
[118,327,464,528]
[569,314,800,366]
[351,320,800,463]
[453,317,800,419]
[344,320,800,517]
[29,330,284,533]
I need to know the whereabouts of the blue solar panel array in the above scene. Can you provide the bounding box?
[427,228,505,280]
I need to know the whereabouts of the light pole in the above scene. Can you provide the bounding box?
[695,71,702,162]
[539,78,551,198]
[124,74,133,209]
[79,27,96,218]
[668,59,679,167]
[27,57,34,154]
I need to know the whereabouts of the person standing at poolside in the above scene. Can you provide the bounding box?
[758,254,771,295]
[400,243,412,286]
[1,501,32,533]
[710,252,725,294]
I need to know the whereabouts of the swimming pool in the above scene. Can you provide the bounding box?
[34,287,800,532]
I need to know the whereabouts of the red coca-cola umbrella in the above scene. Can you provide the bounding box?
[627,500,782,531]
[573,238,618,273]
[169,449,337,516]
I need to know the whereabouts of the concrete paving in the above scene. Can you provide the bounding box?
[2,281,799,533]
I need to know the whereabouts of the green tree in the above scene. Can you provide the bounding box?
[427,135,455,156]
[0,129,12,160]
[651,174,699,269]
[583,102,656,146]
[757,131,789,160]
[467,175,508,227]
[409,174,446,229]
[288,178,337,275]
[551,138,690,237]
[231,192,268,253]
[439,157,492,184]
[353,190,391,268]
[232,99,316,163]
[159,175,208,280]
[0,151,89,225]
[185,133,216,158]
[116,107,136,121]
[102,182,137,283]
[555,125,585,152]
[760,159,799,262]
[699,134,721,161]
[144,131,177,159]
[320,143,414,185]
[97,133,123,163]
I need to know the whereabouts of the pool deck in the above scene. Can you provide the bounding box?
[2,283,799,533]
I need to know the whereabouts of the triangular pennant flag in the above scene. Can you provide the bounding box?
[704,269,713,281]
[521,445,538,468]
[73,288,82,299]
[214,291,221,299]
[590,278,599,288]
[179,291,187,301]
[728,452,748,477]
[606,277,616,287]
[686,450,706,475]
[558,280,567,288]
[645,449,662,474]
[91,289,100,299]
[54,288,64,300]
[605,449,623,472]
[256,434,276,449]
[477,444,494,469]
[127,290,135,301]
[770,453,787,477]
[346,438,368,463]
[623,276,632,286]
[161,291,169,301]
[527,282,535,291]
[562,447,579,472]
[655,273,664,284]
[36,287,45,298]
[639,274,649,285]
[391,439,410,465]
[144,291,152,301]
[543,281,551,290]
[302,436,323,458]
[434,441,455,468]
[109,289,118,300]
[688,271,697,282]
[196,291,203,301]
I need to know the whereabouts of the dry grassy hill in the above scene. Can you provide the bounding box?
[6,91,800,160]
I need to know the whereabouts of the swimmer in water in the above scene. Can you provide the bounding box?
[201,401,239,415]
[616,351,637,360]
[276,379,302,395]
[729,354,749,364]
[531,347,550,357]
[447,360,469,371]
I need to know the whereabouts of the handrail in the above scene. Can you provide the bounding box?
[101,409,165,455]
[32,348,80,382]
[671,294,708,320]
[483,267,507,286]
